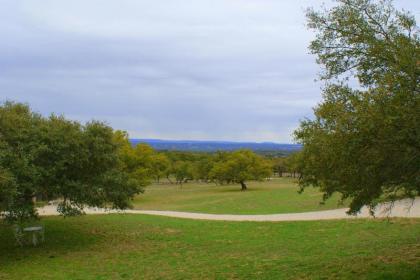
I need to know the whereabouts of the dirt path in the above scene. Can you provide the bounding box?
[37,198,420,222]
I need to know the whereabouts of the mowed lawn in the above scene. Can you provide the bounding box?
[0,215,419,280]
[132,177,346,214]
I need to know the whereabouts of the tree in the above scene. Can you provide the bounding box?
[294,0,419,214]
[163,151,203,184]
[284,153,301,178]
[193,154,215,182]
[210,150,272,190]
[113,131,154,188]
[0,102,46,222]
[150,153,170,183]
[271,157,287,177]
[0,102,146,223]
[0,168,17,217]
[172,161,194,185]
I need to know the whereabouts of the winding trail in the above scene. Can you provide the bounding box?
[37,198,420,222]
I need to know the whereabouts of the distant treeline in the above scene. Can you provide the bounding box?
[130,148,301,187]
[130,139,302,154]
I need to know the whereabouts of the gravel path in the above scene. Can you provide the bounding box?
[37,198,420,222]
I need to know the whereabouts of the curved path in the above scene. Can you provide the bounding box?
[37,198,420,222]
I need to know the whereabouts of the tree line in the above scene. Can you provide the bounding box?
[0,101,298,223]
[149,150,274,190]
[113,146,302,188]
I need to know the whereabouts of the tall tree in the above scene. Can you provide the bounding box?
[294,0,419,214]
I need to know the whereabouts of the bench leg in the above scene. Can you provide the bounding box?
[32,233,38,246]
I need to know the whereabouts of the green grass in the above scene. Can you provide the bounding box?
[0,215,419,280]
[132,177,347,214]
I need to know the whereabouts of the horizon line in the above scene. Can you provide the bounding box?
[130,138,300,145]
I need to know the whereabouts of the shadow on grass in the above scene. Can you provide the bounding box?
[0,216,105,265]
[368,263,420,280]
[215,187,268,193]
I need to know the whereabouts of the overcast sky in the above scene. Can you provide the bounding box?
[1,0,418,143]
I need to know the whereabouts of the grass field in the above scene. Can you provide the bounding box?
[132,177,347,214]
[0,215,419,280]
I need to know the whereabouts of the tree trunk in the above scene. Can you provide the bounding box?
[240,181,247,191]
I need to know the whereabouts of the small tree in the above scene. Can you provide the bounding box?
[210,150,272,190]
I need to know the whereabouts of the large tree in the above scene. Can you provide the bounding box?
[0,102,145,223]
[210,150,272,190]
[294,0,419,214]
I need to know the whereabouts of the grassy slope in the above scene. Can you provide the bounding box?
[132,178,346,214]
[1,215,419,280]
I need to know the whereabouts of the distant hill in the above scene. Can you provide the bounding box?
[130,139,302,153]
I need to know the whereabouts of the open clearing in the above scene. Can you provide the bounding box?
[1,215,419,280]
[6,178,420,280]
[131,178,348,214]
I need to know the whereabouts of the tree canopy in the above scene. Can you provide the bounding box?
[209,150,272,190]
[0,102,146,223]
[295,0,419,214]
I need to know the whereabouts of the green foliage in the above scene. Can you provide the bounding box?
[307,0,419,87]
[193,155,215,182]
[295,0,420,214]
[154,150,275,189]
[149,153,170,182]
[115,134,155,187]
[0,102,146,222]
[0,102,46,222]
[209,150,272,190]
[0,168,16,212]
[156,151,214,183]
[172,160,194,184]
[271,157,287,176]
